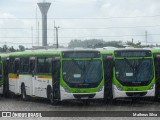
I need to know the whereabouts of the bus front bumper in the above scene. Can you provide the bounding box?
[113,85,155,99]
[60,86,104,101]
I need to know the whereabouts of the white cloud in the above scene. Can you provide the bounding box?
[0,0,160,47]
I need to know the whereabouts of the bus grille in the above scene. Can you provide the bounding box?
[73,94,95,99]
[126,92,147,97]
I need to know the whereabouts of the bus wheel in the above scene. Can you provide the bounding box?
[50,92,60,105]
[21,85,28,101]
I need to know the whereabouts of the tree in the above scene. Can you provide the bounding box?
[18,45,25,51]
[68,39,104,48]
[126,41,142,48]
[2,45,8,52]
[9,46,16,52]
[103,41,124,48]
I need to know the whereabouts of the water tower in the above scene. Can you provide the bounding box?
[37,0,51,46]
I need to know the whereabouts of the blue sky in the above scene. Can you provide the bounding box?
[0,0,160,47]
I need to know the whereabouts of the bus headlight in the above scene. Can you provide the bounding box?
[63,86,71,93]
[115,84,123,91]
[98,86,103,92]
[149,83,155,90]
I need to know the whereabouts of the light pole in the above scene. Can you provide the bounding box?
[55,26,60,49]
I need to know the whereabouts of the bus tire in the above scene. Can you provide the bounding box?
[21,85,28,101]
[50,92,60,105]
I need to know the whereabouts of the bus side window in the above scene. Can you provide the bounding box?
[37,57,45,73]
[9,57,14,73]
[14,59,20,74]
[29,60,35,76]
[52,60,60,77]
[46,57,52,74]
[37,57,52,74]
[21,57,29,74]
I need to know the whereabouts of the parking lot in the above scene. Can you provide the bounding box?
[0,96,160,119]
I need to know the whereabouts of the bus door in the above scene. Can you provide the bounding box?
[103,54,114,101]
[29,57,36,96]
[35,57,52,98]
[34,57,43,97]
[52,56,60,101]
[11,57,20,94]
[41,57,52,98]
[154,54,160,98]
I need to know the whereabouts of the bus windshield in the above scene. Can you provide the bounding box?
[62,60,102,87]
[115,58,153,84]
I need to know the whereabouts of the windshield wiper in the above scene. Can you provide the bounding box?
[71,59,83,71]
[136,58,144,72]
[83,60,94,83]
[123,58,137,81]
[124,58,134,70]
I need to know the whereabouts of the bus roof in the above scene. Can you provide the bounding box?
[99,49,114,54]
[0,53,9,57]
[151,48,160,53]
[9,49,100,57]
[114,48,151,51]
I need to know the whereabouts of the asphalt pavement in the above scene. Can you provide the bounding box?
[0,96,160,119]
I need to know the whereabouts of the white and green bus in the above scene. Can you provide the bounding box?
[101,48,156,100]
[7,49,105,104]
[151,49,160,99]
